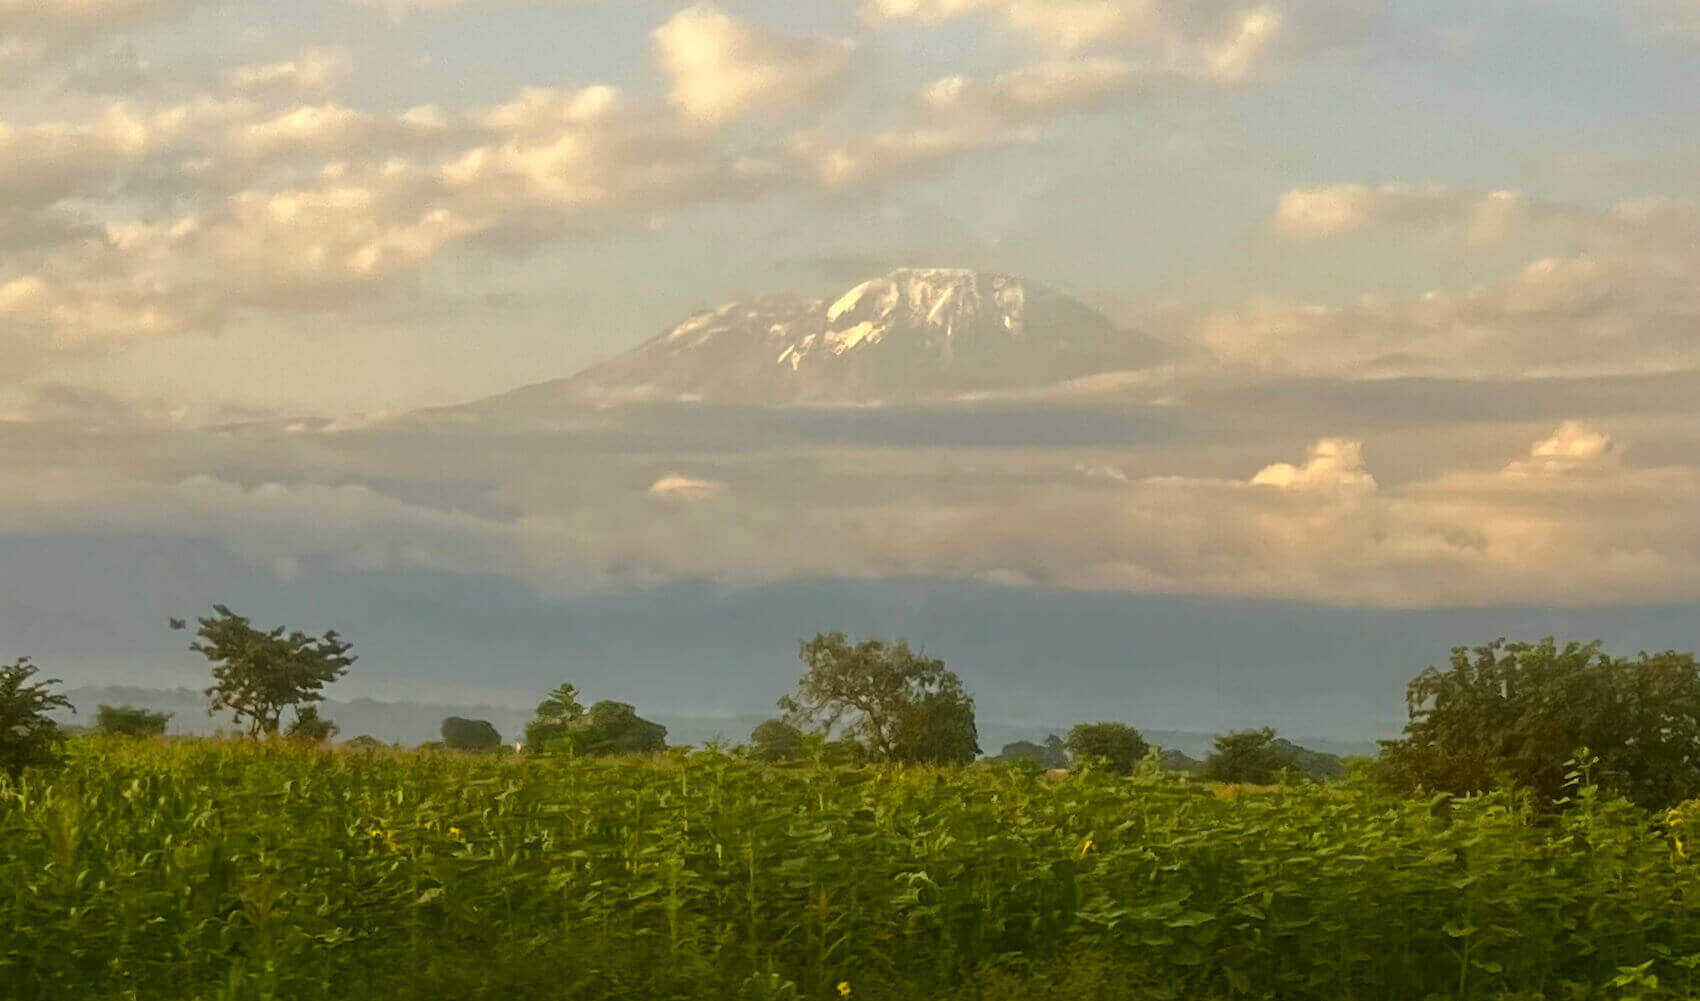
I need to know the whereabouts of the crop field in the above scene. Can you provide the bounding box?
[4,738,1699,1001]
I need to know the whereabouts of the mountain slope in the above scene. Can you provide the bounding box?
[455,268,1167,412]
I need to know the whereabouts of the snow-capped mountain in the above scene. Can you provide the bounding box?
[456,268,1166,411]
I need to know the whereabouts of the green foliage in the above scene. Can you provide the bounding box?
[523,682,584,752]
[439,716,502,751]
[1159,748,1202,774]
[0,658,72,780]
[284,705,338,743]
[343,735,386,752]
[889,689,981,765]
[1387,635,1700,808]
[995,735,1069,770]
[1376,638,1700,807]
[94,704,171,738]
[177,605,355,737]
[9,738,1700,1001]
[1064,723,1149,775]
[747,718,805,762]
[565,701,667,756]
[1276,738,1345,781]
[1203,727,1298,784]
[780,632,980,764]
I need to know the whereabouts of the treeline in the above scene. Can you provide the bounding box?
[5,609,1700,810]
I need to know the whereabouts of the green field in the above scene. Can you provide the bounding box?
[4,737,1699,1001]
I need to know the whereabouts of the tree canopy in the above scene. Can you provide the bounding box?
[177,607,355,737]
[779,632,979,765]
[569,701,667,756]
[747,719,806,762]
[0,658,73,780]
[1204,728,1298,785]
[441,716,503,751]
[523,683,585,753]
[1064,723,1149,775]
[1375,638,1700,808]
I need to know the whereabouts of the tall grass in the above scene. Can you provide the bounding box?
[3,737,1698,1000]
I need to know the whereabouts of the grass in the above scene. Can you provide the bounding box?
[3,736,1699,1000]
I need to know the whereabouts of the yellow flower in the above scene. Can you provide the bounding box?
[1677,835,1688,859]
[1075,837,1094,860]
[447,826,462,840]
[837,982,852,998]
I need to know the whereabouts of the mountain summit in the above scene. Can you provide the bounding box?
[462,268,1165,411]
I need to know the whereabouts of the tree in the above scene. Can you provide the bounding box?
[779,632,980,765]
[283,706,338,743]
[1204,727,1298,784]
[344,735,385,752]
[1375,638,1700,808]
[568,701,667,756]
[1064,723,1150,775]
[996,735,1069,770]
[890,689,980,765]
[94,705,171,738]
[523,683,584,753]
[441,716,503,751]
[748,718,806,762]
[1,658,73,780]
[177,606,354,737]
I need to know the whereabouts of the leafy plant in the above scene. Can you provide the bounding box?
[0,658,73,779]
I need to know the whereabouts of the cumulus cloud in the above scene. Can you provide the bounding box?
[0,81,777,350]
[1251,438,1376,490]
[652,5,854,125]
[799,0,1310,188]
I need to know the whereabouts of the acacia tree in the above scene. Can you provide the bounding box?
[779,632,980,765]
[176,606,355,737]
[1,658,74,780]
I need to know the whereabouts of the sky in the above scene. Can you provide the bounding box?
[2,0,1699,734]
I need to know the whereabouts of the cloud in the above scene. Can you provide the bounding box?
[1273,184,1529,242]
[652,5,854,125]
[1192,188,1700,379]
[865,0,1295,69]
[1251,437,1376,490]
[648,473,728,499]
[0,82,779,352]
[225,48,348,98]
[799,1,1315,189]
